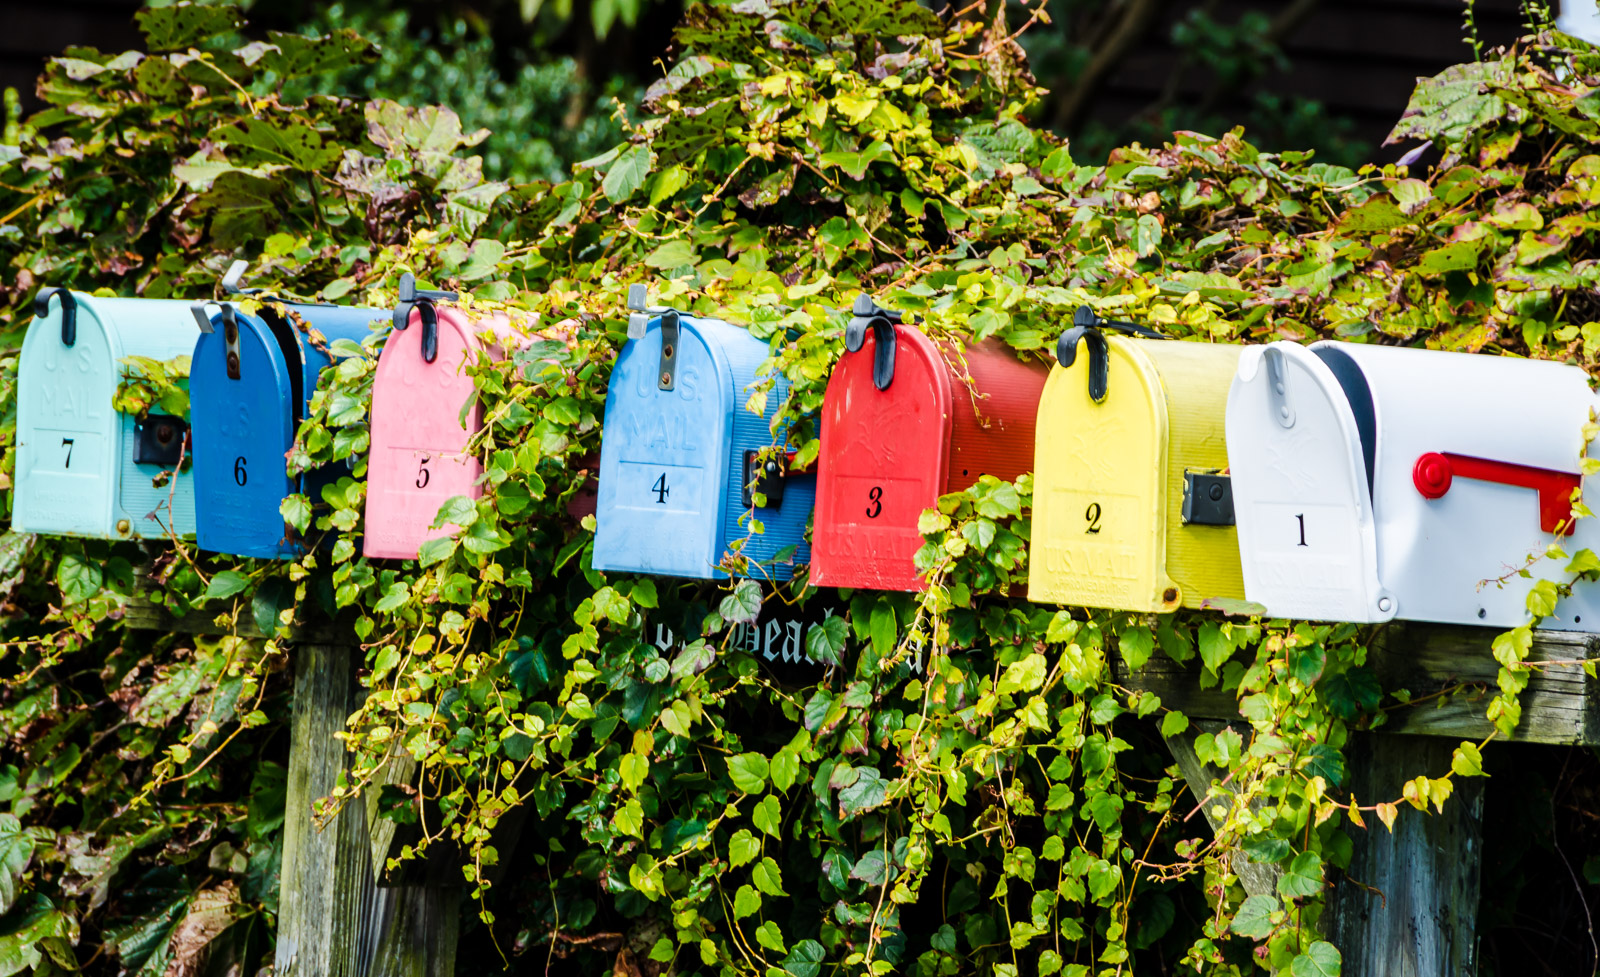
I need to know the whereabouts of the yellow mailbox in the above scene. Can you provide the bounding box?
[1028,306,1245,612]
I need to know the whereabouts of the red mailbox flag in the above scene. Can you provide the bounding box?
[812,298,1049,591]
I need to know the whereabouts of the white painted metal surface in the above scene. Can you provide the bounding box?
[1228,340,1600,629]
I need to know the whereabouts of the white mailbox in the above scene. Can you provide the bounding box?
[1227,340,1600,629]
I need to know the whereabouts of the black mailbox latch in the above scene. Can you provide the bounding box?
[134,414,190,467]
[1182,470,1234,526]
[742,450,789,509]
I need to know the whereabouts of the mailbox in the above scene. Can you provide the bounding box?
[1027,307,1246,612]
[190,284,380,558]
[365,275,517,560]
[14,289,199,540]
[1227,340,1600,629]
[811,296,1049,590]
[591,286,815,580]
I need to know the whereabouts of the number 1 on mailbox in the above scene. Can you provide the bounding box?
[1227,340,1600,629]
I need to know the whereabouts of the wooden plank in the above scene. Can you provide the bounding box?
[1163,720,1283,900]
[1325,734,1483,977]
[271,643,461,976]
[1119,624,1600,745]
[122,596,352,644]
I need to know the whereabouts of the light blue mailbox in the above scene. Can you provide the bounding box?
[14,289,198,540]
[190,289,379,559]
[592,286,814,580]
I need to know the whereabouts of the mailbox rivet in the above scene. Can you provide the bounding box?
[662,343,674,359]
[1378,597,1393,613]
[227,352,240,373]
[660,371,672,385]
[116,519,131,535]
[1278,405,1290,419]
[156,423,175,446]
[1275,382,1284,394]
[1478,607,1487,619]
[1208,483,1224,501]
[1162,587,1178,604]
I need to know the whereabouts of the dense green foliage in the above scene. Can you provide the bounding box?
[1,1,1599,974]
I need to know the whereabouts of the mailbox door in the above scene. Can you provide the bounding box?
[1316,341,1600,628]
[107,298,200,539]
[277,304,378,535]
[945,339,1050,494]
[718,317,813,581]
[1150,340,1246,608]
[1227,342,1389,621]
[366,307,484,560]
[191,312,297,558]
[593,315,733,578]
[812,327,951,591]
[1029,338,1173,610]
[15,293,117,537]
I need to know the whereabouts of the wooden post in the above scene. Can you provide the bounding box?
[1324,734,1484,977]
[1164,720,1284,900]
[275,642,461,977]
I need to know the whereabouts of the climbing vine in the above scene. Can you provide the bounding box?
[0,3,1598,974]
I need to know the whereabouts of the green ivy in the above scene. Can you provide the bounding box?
[1,2,1598,974]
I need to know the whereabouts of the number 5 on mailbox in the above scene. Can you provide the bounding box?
[1028,306,1246,613]
[591,285,814,580]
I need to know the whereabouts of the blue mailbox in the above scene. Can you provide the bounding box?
[190,290,379,559]
[14,289,199,540]
[592,286,814,580]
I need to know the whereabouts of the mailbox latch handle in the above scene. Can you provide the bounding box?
[845,294,903,391]
[742,448,809,509]
[35,288,77,348]
[392,272,459,364]
[1413,451,1581,535]
[1182,470,1235,526]
[1056,305,1166,403]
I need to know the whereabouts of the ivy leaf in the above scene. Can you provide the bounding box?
[1451,741,1485,777]
[1290,941,1343,977]
[431,495,479,531]
[1197,622,1231,673]
[1119,625,1154,670]
[837,766,888,818]
[752,795,782,838]
[281,493,312,534]
[752,856,787,896]
[755,920,786,953]
[203,571,252,603]
[670,640,715,682]
[733,884,761,919]
[783,940,825,977]
[603,144,654,202]
[727,754,769,794]
[850,849,890,886]
[56,554,103,605]
[251,578,293,636]
[719,580,762,625]
[868,600,897,658]
[805,616,848,666]
[136,3,245,51]
[0,815,34,915]
[1229,893,1279,940]
[1276,851,1325,900]
[1288,641,1326,686]
[728,830,760,867]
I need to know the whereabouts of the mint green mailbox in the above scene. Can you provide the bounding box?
[14,289,198,540]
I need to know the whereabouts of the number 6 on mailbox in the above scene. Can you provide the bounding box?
[1027,306,1247,613]
[1227,340,1600,629]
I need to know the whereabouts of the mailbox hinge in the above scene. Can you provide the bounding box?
[35,288,77,348]
[1182,470,1235,526]
[1056,305,1167,403]
[845,294,903,391]
[626,284,688,392]
[191,301,242,380]
[134,414,190,468]
[392,272,459,364]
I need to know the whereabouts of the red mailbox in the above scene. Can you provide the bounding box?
[811,297,1050,591]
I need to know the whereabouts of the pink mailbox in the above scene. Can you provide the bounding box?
[366,274,515,559]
